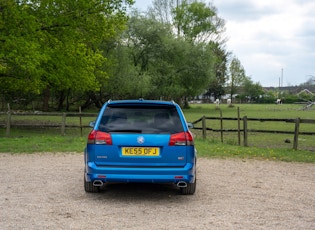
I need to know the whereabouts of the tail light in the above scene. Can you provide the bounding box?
[87,130,112,145]
[169,131,194,146]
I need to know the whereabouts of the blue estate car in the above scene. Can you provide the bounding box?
[84,99,197,195]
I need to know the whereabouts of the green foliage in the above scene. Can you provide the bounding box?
[174,1,213,41]
[1,0,133,108]
[297,91,315,102]
[204,42,229,100]
[227,57,246,100]
[1,0,270,111]
[105,13,220,104]
[0,0,44,93]
[238,77,264,102]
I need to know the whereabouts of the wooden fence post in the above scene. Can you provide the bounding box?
[220,110,223,143]
[237,107,241,145]
[202,115,206,140]
[243,116,248,147]
[293,117,300,150]
[6,111,11,137]
[6,103,11,137]
[61,112,66,136]
[79,107,83,137]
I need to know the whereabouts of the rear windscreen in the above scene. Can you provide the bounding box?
[99,105,184,134]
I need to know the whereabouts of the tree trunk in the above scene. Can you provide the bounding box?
[57,90,65,111]
[66,89,71,111]
[80,92,103,110]
[42,86,51,111]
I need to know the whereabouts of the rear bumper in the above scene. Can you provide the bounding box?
[85,162,196,184]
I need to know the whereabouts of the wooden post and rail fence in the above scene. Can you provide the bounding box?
[2,110,97,137]
[191,115,315,150]
[1,108,315,151]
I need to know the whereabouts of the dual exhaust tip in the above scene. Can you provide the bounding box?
[93,180,187,188]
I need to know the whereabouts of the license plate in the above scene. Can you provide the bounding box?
[122,147,160,156]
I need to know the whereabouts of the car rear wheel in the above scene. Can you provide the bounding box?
[84,175,100,193]
[180,177,196,195]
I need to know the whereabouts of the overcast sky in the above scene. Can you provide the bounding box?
[132,0,315,87]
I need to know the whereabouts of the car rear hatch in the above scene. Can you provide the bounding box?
[89,102,193,167]
[92,133,191,167]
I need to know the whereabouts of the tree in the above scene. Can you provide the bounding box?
[0,0,44,94]
[145,0,227,106]
[108,14,172,100]
[147,0,176,24]
[172,0,225,43]
[0,0,134,110]
[227,57,246,102]
[239,77,264,103]
[302,76,315,86]
[205,42,229,100]
[120,13,217,106]
[1,0,232,110]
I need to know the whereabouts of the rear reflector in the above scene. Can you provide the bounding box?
[97,175,107,178]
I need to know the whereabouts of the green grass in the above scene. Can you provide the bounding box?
[0,128,89,153]
[183,103,315,152]
[0,103,314,163]
[183,103,314,121]
[195,139,315,163]
[0,130,313,163]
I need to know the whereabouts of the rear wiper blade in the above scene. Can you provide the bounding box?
[108,129,142,133]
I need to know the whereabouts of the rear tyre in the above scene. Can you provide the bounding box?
[180,177,196,195]
[84,175,100,193]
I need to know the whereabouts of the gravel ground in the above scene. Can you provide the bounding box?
[0,153,314,230]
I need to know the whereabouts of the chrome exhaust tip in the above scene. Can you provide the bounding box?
[93,180,104,187]
[177,181,187,188]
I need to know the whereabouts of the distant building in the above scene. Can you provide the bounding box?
[264,85,315,94]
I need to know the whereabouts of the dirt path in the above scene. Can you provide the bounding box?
[0,153,314,229]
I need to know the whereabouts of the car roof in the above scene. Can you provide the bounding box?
[106,99,177,106]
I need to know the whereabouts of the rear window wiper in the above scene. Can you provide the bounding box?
[108,129,142,133]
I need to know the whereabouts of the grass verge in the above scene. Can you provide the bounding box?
[195,139,315,163]
[0,131,314,163]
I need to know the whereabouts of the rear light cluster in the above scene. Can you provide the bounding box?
[87,130,193,146]
[169,131,194,146]
[87,130,112,145]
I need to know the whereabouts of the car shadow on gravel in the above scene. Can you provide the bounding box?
[84,183,188,202]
